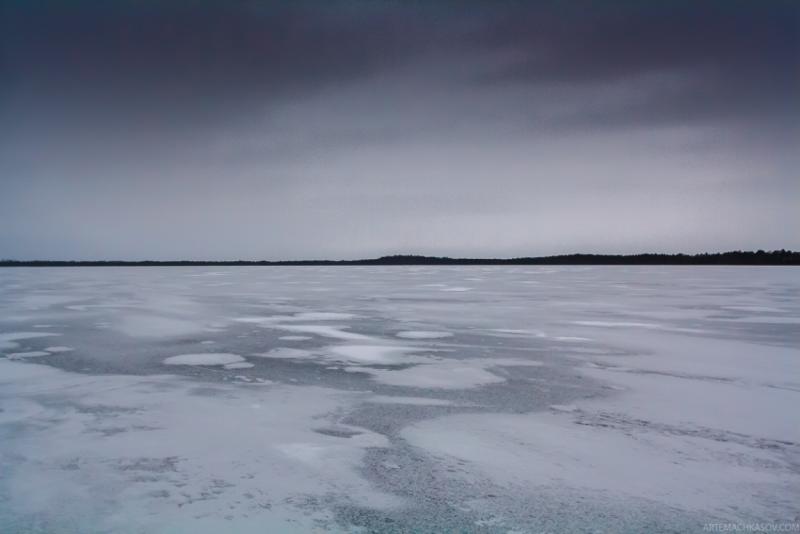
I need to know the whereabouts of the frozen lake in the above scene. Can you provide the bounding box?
[1,266,798,533]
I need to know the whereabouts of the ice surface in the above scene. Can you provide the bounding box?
[0,331,59,350]
[402,410,795,520]
[118,315,206,337]
[44,346,74,353]
[223,362,254,370]
[327,344,427,365]
[351,361,504,389]
[163,353,245,366]
[252,348,316,360]
[291,312,357,320]
[364,395,459,406]
[396,330,453,339]
[6,351,50,359]
[351,357,541,389]
[270,324,372,340]
[1,265,798,532]
[0,359,397,533]
[253,344,430,366]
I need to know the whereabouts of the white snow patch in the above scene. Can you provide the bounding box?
[353,362,505,390]
[224,362,255,370]
[7,351,50,359]
[327,344,426,365]
[233,316,274,324]
[273,324,372,341]
[163,353,245,366]
[365,395,457,406]
[351,356,540,389]
[489,329,547,338]
[44,346,74,353]
[279,335,312,341]
[572,320,661,329]
[396,331,453,339]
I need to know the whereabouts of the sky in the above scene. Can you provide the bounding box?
[1,0,798,260]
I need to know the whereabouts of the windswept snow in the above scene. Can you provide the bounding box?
[292,312,357,321]
[44,346,74,353]
[252,348,316,360]
[224,362,255,370]
[0,265,798,532]
[6,351,50,359]
[364,395,458,406]
[402,410,795,520]
[353,361,505,389]
[351,357,541,389]
[0,331,59,350]
[0,359,398,533]
[396,330,453,339]
[272,324,372,340]
[327,344,426,365]
[163,353,245,366]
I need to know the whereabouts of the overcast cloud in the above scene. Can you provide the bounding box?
[1,0,797,260]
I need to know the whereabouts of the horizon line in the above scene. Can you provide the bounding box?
[1,250,798,266]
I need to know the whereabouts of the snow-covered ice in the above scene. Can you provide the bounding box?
[163,353,245,366]
[364,395,459,406]
[1,265,798,532]
[0,331,59,350]
[350,360,507,389]
[327,344,427,365]
[0,359,397,533]
[270,323,372,340]
[223,361,255,370]
[402,410,795,521]
[44,346,74,353]
[252,347,316,360]
[396,330,453,339]
[6,351,50,359]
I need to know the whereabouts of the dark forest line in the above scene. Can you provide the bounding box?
[1,250,798,266]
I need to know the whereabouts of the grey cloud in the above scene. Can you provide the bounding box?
[0,1,797,260]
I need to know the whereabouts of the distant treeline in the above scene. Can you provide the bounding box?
[1,250,798,266]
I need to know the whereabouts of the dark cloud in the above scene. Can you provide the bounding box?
[3,1,796,129]
[1,1,450,127]
[482,2,797,79]
[478,1,799,129]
